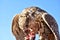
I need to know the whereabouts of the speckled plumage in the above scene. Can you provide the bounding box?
[12,7,59,40]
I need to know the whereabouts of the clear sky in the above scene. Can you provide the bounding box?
[0,0,60,40]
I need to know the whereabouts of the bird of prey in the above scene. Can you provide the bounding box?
[12,6,59,40]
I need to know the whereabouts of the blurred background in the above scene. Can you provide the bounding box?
[0,0,60,40]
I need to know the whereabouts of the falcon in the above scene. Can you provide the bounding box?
[12,6,60,40]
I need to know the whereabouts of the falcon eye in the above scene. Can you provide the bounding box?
[31,12,35,16]
[25,25,28,28]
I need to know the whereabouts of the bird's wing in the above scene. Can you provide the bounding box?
[42,13,59,40]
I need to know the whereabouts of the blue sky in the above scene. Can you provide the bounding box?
[0,0,60,40]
